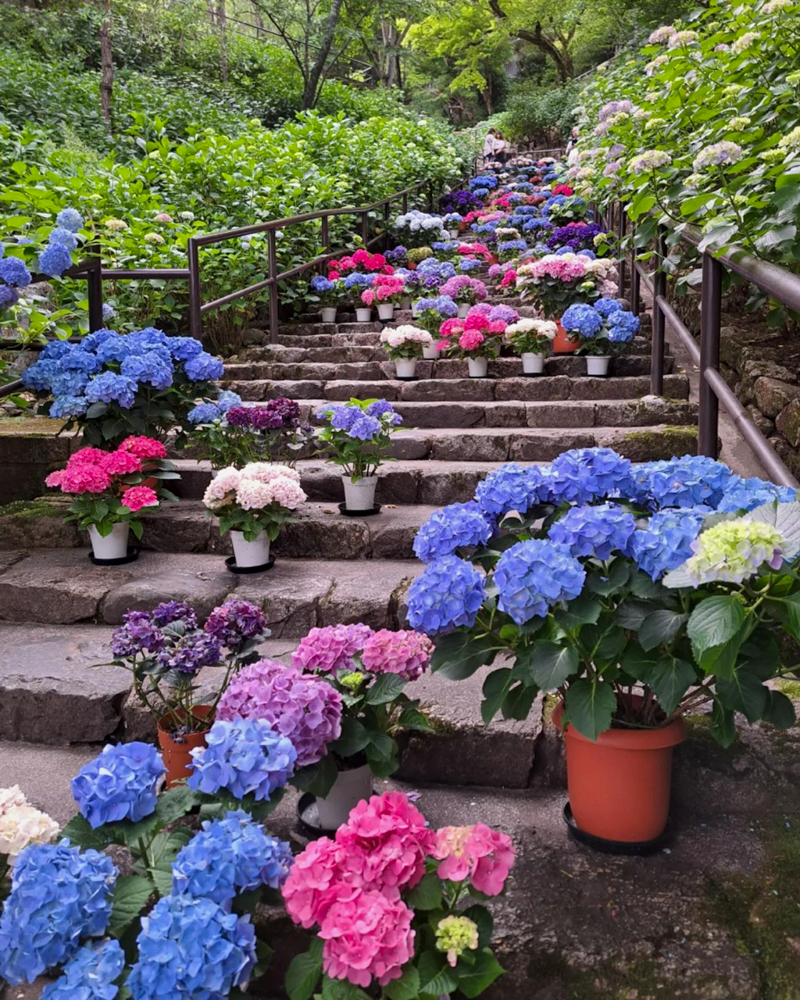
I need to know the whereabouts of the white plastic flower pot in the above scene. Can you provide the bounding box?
[586,356,611,377]
[449,229,460,239]
[377,304,395,321]
[468,357,489,378]
[457,302,470,319]
[342,475,378,512]
[422,343,439,361]
[315,763,373,831]
[320,307,337,323]
[230,530,271,568]
[355,308,372,322]
[395,358,417,379]
[88,522,130,560]
[522,352,545,375]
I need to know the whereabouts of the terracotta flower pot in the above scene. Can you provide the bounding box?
[157,705,213,787]
[553,701,685,843]
[552,321,580,355]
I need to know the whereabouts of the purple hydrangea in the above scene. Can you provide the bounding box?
[406,555,486,635]
[413,502,494,562]
[152,601,197,627]
[495,540,586,625]
[548,504,637,560]
[111,610,165,657]
[156,631,221,675]
[216,660,342,767]
[203,599,268,650]
[291,624,375,674]
[72,741,165,828]
[188,718,297,800]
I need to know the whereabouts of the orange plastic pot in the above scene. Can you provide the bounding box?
[157,705,212,787]
[552,321,580,355]
[553,701,685,843]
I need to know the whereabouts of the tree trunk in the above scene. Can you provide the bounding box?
[99,0,113,128]
[301,0,345,108]
[217,0,228,83]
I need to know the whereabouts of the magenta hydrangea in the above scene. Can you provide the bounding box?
[291,624,375,674]
[360,629,433,681]
[216,659,342,767]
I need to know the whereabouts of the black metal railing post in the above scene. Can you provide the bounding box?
[630,226,641,316]
[699,251,723,458]
[401,192,408,214]
[360,211,369,246]
[618,206,627,300]
[383,200,391,251]
[187,238,203,340]
[86,257,104,332]
[650,225,668,396]
[267,229,279,345]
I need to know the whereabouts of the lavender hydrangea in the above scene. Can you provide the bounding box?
[71,742,165,828]
[406,555,486,634]
[216,660,342,767]
[40,939,124,1000]
[495,540,586,625]
[631,509,706,580]
[0,842,117,984]
[127,895,256,1000]
[548,504,637,560]
[413,502,494,562]
[188,718,297,800]
[172,809,294,903]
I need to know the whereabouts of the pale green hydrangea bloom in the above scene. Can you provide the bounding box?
[761,148,786,163]
[686,520,785,585]
[339,671,365,691]
[436,916,480,967]
[778,126,800,149]
[732,31,760,54]
[728,116,752,130]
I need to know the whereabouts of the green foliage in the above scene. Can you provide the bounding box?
[496,80,582,144]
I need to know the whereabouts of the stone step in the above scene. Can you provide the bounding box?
[223,354,674,383]
[0,627,538,789]
[227,373,690,403]
[0,551,420,633]
[0,500,435,560]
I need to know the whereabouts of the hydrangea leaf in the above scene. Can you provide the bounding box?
[107,874,155,937]
[455,948,505,999]
[462,904,494,949]
[285,940,323,1000]
[481,667,514,724]
[405,872,443,911]
[687,596,746,665]
[431,630,497,680]
[637,657,696,715]
[364,673,407,706]
[563,678,616,741]
[321,974,372,1000]
[383,965,421,1000]
[518,641,579,691]
[762,690,796,730]
[716,665,769,723]
[638,610,689,651]
[745,500,800,559]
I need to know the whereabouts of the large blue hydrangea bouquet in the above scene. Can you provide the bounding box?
[316,397,402,482]
[561,298,640,357]
[22,326,226,447]
[407,447,800,743]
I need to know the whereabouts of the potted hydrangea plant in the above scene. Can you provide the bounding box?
[340,273,376,322]
[308,275,342,324]
[440,275,489,318]
[361,275,405,321]
[438,306,510,378]
[407,448,799,846]
[202,463,306,571]
[412,295,459,359]
[316,398,403,513]
[443,211,464,237]
[45,437,177,562]
[561,298,640,376]
[504,318,558,375]
[379,324,434,379]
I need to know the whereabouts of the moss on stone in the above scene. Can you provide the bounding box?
[0,496,67,519]
[526,950,710,999]
[776,679,800,700]
[705,818,800,999]
[613,425,698,462]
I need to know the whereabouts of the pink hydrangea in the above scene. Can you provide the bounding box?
[101,450,143,476]
[335,792,435,891]
[360,629,432,681]
[282,836,354,928]
[119,436,168,460]
[500,269,517,288]
[216,659,342,767]
[463,313,489,333]
[49,463,112,495]
[69,446,110,466]
[439,318,463,338]
[459,330,485,352]
[435,338,452,352]
[434,823,515,896]
[121,485,158,512]
[292,624,375,674]
[320,889,414,988]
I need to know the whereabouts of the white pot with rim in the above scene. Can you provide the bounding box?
[342,475,378,512]
[449,228,460,239]
[457,302,471,319]
[377,303,395,321]
[355,307,372,322]
[422,343,439,361]
[521,352,545,375]
[88,522,130,561]
[315,763,373,831]
[395,358,417,379]
[586,356,611,377]
[468,357,489,378]
[230,529,271,568]
[320,306,337,323]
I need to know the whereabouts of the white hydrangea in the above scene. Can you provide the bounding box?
[732,31,760,54]
[0,787,59,863]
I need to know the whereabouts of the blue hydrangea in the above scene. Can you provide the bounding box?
[93,333,130,365]
[48,227,78,252]
[413,295,458,318]
[631,509,706,580]
[310,275,336,293]
[495,540,586,625]
[593,297,623,319]
[85,371,138,408]
[40,939,124,1000]
[188,401,223,424]
[38,243,73,277]
[0,842,117,985]
[71,742,165,829]
[188,718,297,801]
[549,448,635,504]
[638,455,735,510]
[217,390,242,411]
[715,476,797,513]
[406,555,486,634]
[121,351,174,390]
[475,463,539,516]
[414,502,494,562]
[459,258,481,272]
[167,336,204,361]
[127,895,256,1000]
[578,249,597,259]
[184,352,224,381]
[0,284,18,306]
[344,273,374,290]
[56,208,84,233]
[365,399,401,423]
[130,327,169,350]
[172,809,294,903]
[561,303,604,338]
[50,394,89,418]
[0,256,32,288]
[102,303,115,322]
[606,310,640,342]
[548,504,637,560]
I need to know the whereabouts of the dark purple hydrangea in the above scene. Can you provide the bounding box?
[156,632,221,674]
[546,223,604,253]
[226,397,301,431]
[111,611,164,657]
[152,601,197,628]
[203,599,267,649]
